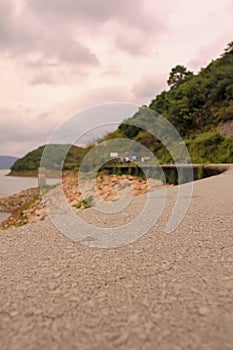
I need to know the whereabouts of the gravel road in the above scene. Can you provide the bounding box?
[1,169,233,350]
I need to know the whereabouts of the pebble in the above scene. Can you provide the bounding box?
[198,306,210,316]
[10,310,19,317]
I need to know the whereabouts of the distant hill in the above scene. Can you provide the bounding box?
[0,156,18,169]
[10,144,88,173]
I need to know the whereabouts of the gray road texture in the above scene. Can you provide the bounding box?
[1,169,233,350]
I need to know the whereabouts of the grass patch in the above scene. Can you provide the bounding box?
[73,196,94,209]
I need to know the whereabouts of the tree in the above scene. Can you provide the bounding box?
[167,65,193,88]
[224,41,233,55]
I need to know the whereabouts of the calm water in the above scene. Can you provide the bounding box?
[0,169,37,197]
[0,169,59,221]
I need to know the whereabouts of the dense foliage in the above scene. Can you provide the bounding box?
[118,43,233,163]
[150,48,233,135]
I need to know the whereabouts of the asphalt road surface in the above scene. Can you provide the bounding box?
[1,169,233,350]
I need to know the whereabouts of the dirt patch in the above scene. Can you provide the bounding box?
[217,120,233,136]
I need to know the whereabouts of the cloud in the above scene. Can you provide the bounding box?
[54,40,98,65]
[26,59,58,68]
[0,0,99,67]
[27,0,153,29]
[0,0,233,158]
[30,72,56,85]
[26,0,163,56]
[0,108,55,146]
[0,0,35,54]
[115,28,150,56]
[79,86,134,106]
[132,75,167,100]
[188,34,233,71]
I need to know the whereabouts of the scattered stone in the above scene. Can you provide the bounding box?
[198,306,210,316]
[0,172,167,231]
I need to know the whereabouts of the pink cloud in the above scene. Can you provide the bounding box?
[132,75,167,101]
[0,0,233,157]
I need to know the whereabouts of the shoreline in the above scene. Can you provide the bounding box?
[0,187,41,229]
[7,163,232,180]
[7,170,61,178]
[0,173,167,230]
[1,165,232,230]
[7,170,37,177]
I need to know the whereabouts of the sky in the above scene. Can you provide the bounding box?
[0,0,233,157]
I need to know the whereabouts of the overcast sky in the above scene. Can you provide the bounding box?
[0,0,233,157]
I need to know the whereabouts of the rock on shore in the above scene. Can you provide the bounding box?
[0,173,166,230]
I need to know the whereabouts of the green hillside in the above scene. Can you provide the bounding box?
[10,144,87,173]
[117,42,233,163]
[150,43,233,135]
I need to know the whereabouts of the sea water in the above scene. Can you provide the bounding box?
[0,169,59,222]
